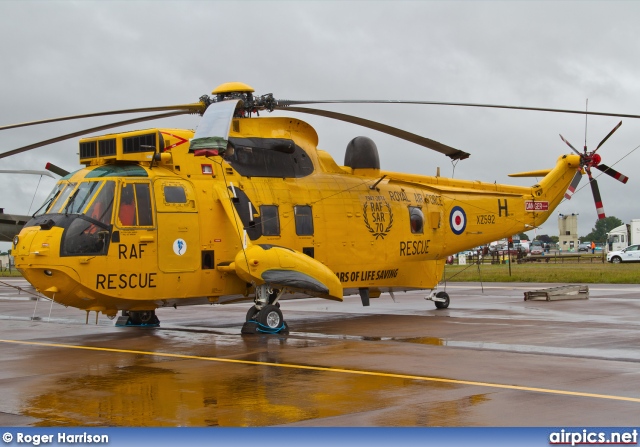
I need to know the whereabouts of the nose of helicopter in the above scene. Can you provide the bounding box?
[13,225,82,304]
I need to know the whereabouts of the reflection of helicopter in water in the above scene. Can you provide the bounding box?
[2,82,632,333]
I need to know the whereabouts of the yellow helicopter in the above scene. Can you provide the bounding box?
[2,82,631,333]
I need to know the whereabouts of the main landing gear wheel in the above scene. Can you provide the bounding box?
[242,304,289,334]
[116,310,160,327]
[256,305,283,329]
[434,291,450,309]
[246,305,259,322]
[242,285,288,334]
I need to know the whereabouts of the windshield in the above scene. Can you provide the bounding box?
[59,180,116,256]
[33,182,70,216]
[49,183,77,214]
[63,181,102,214]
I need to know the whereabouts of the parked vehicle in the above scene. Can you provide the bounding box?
[529,240,544,255]
[607,219,640,252]
[530,245,544,255]
[607,245,640,263]
[578,242,591,252]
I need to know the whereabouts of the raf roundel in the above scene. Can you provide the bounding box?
[449,206,467,235]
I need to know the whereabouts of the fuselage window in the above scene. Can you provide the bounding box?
[294,205,314,236]
[164,185,187,204]
[260,205,280,236]
[409,206,424,234]
[118,182,153,227]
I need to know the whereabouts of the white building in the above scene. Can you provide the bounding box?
[558,213,579,252]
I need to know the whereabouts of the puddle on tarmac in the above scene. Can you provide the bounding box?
[17,347,488,426]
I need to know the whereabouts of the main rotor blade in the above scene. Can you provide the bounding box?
[589,177,606,219]
[0,111,189,160]
[278,99,640,120]
[0,169,55,178]
[0,103,204,131]
[595,163,629,184]
[277,106,470,160]
[564,170,582,200]
[45,162,69,177]
[559,134,582,155]
[594,121,622,153]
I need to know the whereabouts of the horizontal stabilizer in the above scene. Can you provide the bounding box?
[508,169,552,178]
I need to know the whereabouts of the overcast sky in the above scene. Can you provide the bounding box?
[2,0,640,251]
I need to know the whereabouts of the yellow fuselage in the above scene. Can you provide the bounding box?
[13,116,581,316]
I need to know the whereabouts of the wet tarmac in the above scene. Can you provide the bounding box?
[1,278,640,427]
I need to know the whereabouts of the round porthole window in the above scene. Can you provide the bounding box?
[409,207,424,234]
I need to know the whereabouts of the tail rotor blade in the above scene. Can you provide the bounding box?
[595,164,629,184]
[564,170,583,200]
[589,177,606,219]
[594,121,622,153]
[559,134,582,155]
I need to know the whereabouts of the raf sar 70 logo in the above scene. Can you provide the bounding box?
[362,195,394,239]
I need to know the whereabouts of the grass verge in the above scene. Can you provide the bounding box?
[444,262,640,283]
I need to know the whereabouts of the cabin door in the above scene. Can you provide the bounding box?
[154,179,200,273]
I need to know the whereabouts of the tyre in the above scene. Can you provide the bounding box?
[611,256,622,264]
[129,310,156,325]
[246,305,259,322]
[139,311,154,324]
[434,291,450,309]
[256,305,283,329]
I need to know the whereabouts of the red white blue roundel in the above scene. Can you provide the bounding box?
[449,206,467,235]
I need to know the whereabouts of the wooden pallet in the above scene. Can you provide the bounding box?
[524,285,589,301]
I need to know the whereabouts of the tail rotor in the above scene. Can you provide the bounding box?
[559,120,628,219]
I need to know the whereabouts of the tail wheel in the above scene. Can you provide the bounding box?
[256,305,283,329]
[434,291,450,309]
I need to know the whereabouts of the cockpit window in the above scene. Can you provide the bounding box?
[51,183,76,213]
[118,182,153,227]
[85,181,115,225]
[64,181,102,214]
[58,180,115,257]
[34,182,68,216]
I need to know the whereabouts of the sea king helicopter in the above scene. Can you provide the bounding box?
[1,82,632,333]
